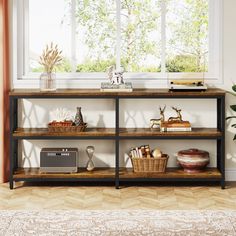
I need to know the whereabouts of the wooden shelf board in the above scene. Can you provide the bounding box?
[13,128,221,138]
[13,168,115,179]
[9,88,225,98]
[13,128,116,137]
[119,168,222,179]
[13,167,221,180]
[119,128,222,137]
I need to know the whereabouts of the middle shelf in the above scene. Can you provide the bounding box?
[119,128,222,139]
[13,127,222,139]
[13,128,116,139]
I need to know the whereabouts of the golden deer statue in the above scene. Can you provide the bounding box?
[168,107,183,122]
[150,105,166,129]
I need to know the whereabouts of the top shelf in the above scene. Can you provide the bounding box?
[9,88,225,99]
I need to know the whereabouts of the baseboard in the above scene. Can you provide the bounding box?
[226,168,236,181]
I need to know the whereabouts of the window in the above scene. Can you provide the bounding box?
[14,0,222,85]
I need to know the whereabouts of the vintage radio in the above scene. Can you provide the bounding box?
[40,148,78,173]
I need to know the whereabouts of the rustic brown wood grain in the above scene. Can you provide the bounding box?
[14,168,116,179]
[9,88,226,97]
[13,128,116,137]
[119,128,222,137]
[119,167,221,179]
[13,167,221,180]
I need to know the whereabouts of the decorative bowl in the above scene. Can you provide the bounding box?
[177,148,210,173]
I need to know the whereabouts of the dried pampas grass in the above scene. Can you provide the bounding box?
[39,42,63,73]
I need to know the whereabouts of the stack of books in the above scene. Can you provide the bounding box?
[169,79,207,91]
[160,121,192,132]
[129,145,151,158]
[100,82,133,92]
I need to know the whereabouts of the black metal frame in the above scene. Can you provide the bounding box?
[9,92,225,189]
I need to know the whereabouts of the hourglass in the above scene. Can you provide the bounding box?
[86,146,95,171]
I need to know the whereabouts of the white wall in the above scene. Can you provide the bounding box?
[13,0,236,180]
[19,98,217,169]
[223,0,236,180]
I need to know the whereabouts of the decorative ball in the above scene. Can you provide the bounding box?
[152,148,162,158]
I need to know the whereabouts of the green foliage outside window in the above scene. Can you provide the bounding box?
[30,0,209,74]
[32,58,72,73]
[166,55,207,73]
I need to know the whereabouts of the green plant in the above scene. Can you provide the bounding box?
[226,85,236,140]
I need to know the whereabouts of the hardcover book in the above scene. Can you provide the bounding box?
[161,127,192,132]
[100,82,133,92]
[161,121,191,127]
[160,121,192,132]
[169,79,207,91]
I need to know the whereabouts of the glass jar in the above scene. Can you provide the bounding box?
[40,72,56,91]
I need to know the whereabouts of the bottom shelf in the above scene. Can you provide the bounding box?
[13,167,222,181]
[119,168,222,179]
[13,168,115,179]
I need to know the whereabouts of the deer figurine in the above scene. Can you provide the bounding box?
[150,105,166,129]
[168,107,183,122]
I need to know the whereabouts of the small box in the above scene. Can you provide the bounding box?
[40,148,78,173]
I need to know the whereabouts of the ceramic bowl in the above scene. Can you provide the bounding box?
[177,148,210,173]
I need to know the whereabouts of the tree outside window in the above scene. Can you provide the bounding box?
[29,0,209,75]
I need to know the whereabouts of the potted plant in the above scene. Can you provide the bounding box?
[226,84,236,140]
[39,42,62,91]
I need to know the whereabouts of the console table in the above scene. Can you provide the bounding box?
[9,88,225,189]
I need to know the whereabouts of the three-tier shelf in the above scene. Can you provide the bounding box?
[9,88,225,189]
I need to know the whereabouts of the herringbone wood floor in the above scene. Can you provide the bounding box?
[1,182,236,210]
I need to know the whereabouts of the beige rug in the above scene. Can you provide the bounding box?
[0,210,236,236]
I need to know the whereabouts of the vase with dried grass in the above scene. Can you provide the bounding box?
[39,42,62,91]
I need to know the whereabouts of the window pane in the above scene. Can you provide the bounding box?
[27,0,211,75]
[166,0,209,72]
[121,0,161,72]
[29,0,72,73]
[75,0,116,72]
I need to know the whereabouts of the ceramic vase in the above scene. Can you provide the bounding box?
[74,107,84,126]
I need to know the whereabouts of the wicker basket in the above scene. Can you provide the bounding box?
[48,123,87,132]
[131,154,169,173]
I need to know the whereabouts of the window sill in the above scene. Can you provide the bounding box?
[13,77,223,89]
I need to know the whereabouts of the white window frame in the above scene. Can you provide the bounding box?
[11,0,223,88]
